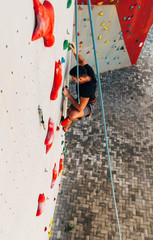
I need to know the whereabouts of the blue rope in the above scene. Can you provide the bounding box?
[87,1,122,239]
[75,0,80,104]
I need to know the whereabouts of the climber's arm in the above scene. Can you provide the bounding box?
[69,42,87,66]
[62,87,89,112]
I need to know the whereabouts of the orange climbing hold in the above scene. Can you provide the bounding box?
[44,118,54,154]
[97,1,103,5]
[36,193,45,216]
[50,60,62,100]
[31,0,55,47]
[51,164,57,188]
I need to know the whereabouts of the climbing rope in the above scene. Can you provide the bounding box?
[75,0,80,104]
[87,1,122,239]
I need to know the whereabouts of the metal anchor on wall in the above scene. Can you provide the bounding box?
[38,105,46,130]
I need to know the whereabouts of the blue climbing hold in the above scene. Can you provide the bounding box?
[61,57,65,64]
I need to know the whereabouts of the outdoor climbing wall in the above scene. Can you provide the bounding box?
[0,1,74,240]
[72,0,153,73]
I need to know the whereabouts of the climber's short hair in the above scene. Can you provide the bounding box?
[69,65,87,78]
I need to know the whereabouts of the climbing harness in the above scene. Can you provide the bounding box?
[87,1,122,239]
[75,0,80,104]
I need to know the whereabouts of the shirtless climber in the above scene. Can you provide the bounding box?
[62,43,97,132]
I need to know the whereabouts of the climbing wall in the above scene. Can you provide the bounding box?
[0,1,74,240]
[71,0,153,73]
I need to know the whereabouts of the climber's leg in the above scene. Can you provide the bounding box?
[63,109,84,132]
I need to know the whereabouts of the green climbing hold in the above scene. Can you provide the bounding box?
[65,133,68,136]
[129,31,132,35]
[123,17,126,20]
[138,6,140,9]
[63,147,66,153]
[68,43,73,51]
[63,40,69,50]
[61,141,64,145]
[67,0,72,8]
[127,25,130,28]
[136,40,139,42]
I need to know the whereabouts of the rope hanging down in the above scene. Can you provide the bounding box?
[75,0,80,104]
[87,1,122,239]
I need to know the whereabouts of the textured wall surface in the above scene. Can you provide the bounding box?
[71,0,153,72]
[72,5,131,72]
[0,1,74,240]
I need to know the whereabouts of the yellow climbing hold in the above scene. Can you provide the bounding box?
[101,23,105,26]
[50,219,53,223]
[101,58,103,60]
[96,53,99,55]
[104,27,108,30]
[79,45,83,48]
[109,0,114,2]
[98,35,102,40]
[93,65,95,68]
[99,12,103,16]
[60,172,62,175]
[49,223,51,227]
[104,40,109,44]
[48,233,51,238]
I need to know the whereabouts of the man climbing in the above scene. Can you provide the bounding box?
[62,42,97,132]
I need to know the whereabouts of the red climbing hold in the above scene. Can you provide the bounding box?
[44,118,54,154]
[36,193,45,216]
[61,118,70,127]
[51,164,57,188]
[79,41,83,44]
[32,0,55,47]
[58,153,64,175]
[44,227,47,231]
[56,126,60,131]
[50,60,62,100]
[60,153,64,164]
[58,164,63,174]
